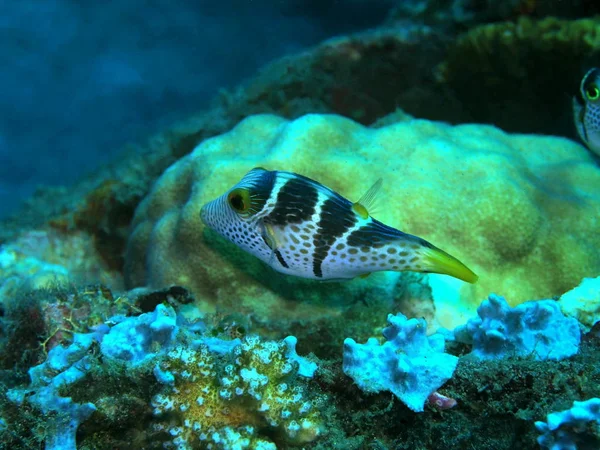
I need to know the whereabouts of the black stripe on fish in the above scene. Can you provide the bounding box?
[248,168,277,215]
[346,220,434,250]
[274,249,289,268]
[264,176,319,226]
[346,220,408,248]
[313,195,357,278]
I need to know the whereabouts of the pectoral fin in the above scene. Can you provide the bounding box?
[260,222,279,251]
[260,222,289,268]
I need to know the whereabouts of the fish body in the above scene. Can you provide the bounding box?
[200,168,478,283]
[573,68,600,156]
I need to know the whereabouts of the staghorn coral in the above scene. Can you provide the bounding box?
[124,113,600,332]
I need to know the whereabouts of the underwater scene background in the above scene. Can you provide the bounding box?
[1,1,600,449]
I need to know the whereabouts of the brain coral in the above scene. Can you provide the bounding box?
[125,114,600,328]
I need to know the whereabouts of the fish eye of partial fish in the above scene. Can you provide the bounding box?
[585,84,600,100]
[573,68,600,157]
[580,68,600,101]
[585,83,600,101]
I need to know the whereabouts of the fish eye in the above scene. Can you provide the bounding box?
[586,84,600,100]
[227,188,251,213]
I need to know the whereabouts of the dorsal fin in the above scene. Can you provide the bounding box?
[352,178,383,219]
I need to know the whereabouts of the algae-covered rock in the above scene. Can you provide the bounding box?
[440,16,600,136]
[124,113,600,329]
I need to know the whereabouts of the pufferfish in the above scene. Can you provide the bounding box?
[573,67,600,156]
[200,168,478,283]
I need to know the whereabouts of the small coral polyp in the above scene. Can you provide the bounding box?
[151,336,321,449]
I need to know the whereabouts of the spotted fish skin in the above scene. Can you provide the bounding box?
[200,168,478,283]
[573,68,600,157]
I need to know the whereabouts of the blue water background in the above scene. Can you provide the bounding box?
[0,0,393,218]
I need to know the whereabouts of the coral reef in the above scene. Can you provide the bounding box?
[125,113,600,332]
[313,313,600,449]
[0,8,599,450]
[387,0,524,28]
[0,281,598,449]
[2,301,321,449]
[343,313,457,412]
[0,283,133,385]
[221,24,449,125]
[152,335,322,448]
[387,0,600,29]
[454,294,581,360]
[7,330,104,450]
[0,228,121,296]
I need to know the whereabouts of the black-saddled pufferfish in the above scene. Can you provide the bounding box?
[201,167,478,283]
[573,68,600,156]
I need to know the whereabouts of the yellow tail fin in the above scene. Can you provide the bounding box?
[421,246,478,283]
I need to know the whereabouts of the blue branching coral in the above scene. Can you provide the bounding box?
[6,304,321,449]
[343,312,458,412]
[100,303,179,364]
[7,328,107,450]
[535,398,600,450]
[454,294,581,360]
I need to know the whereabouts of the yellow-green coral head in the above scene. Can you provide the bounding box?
[573,68,600,157]
[201,167,478,283]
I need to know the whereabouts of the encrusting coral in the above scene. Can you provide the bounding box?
[3,302,322,450]
[152,335,321,448]
[343,312,458,412]
[454,294,581,361]
[124,113,600,330]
